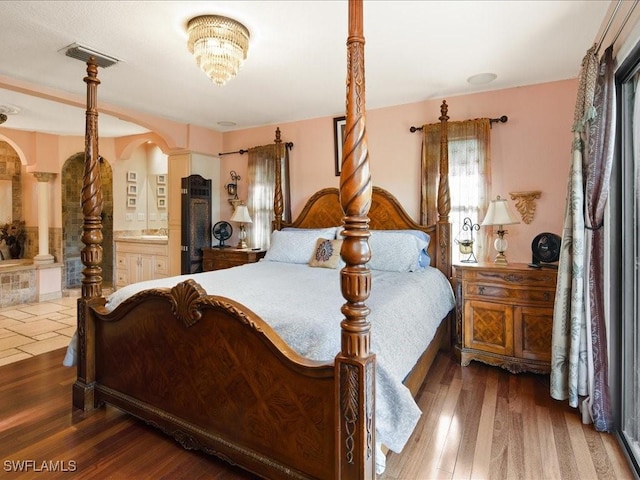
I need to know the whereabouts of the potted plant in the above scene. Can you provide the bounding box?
[0,220,26,259]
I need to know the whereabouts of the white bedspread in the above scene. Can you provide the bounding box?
[65,260,454,461]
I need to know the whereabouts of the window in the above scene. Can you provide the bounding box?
[421,119,492,263]
[246,144,291,249]
[613,44,640,476]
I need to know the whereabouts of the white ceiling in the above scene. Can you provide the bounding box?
[0,1,612,138]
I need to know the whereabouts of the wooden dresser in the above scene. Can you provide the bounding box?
[202,248,266,271]
[453,262,557,374]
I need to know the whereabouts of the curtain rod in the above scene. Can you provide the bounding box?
[596,0,623,54]
[595,0,639,55]
[409,115,508,133]
[218,141,293,156]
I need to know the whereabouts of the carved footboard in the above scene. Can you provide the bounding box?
[84,280,337,480]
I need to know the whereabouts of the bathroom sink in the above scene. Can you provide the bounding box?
[136,235,168,240]
[118,235,168,242]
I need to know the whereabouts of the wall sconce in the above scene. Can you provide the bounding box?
[481,195,520,265]
[455,217,480,263]
[225,170,243,210]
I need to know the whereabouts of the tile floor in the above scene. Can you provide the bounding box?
[0,291,82,367]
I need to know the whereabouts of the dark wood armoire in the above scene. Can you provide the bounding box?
[181,174,212,274]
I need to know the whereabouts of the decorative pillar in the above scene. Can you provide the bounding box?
[32,172,56,264]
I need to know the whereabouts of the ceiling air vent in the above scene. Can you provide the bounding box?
[61,43,119,68]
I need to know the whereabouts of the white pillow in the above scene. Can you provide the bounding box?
[368,231,428,272]
[264,228,337,263]
[282,227,339,238]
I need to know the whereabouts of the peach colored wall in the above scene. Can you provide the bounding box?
[221,79,577,264]
[3,78,577,265]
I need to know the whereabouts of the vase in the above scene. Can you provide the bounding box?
[8,238,20,259]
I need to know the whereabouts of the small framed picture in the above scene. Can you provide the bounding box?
[127,171,137,182]
[157,198,166,208]
[333,116,346,176]
[157,174,166,185]
[127,196,137,208]
[157,186,166,197]
[127,184,137,195]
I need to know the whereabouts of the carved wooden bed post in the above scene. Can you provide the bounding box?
[336,0,375,477]
[436,100,452,280]
[273,127,284,231]
[72,56,103,411]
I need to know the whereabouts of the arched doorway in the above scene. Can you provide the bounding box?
[61,153,113,289]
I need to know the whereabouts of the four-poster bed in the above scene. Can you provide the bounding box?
[71,1,454,478]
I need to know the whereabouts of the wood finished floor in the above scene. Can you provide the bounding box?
[0,348,634,479]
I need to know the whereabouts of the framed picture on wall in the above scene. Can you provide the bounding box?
[127,184,137,195]
[333,116,346,176]
[127,196,137,208]
[127,171,137,182]
[157,174,166,185]
[157,197,166,208]
[157,186,166,196]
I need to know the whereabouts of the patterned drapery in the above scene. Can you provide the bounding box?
[551,45,615,432]
[421,119,492,262]
[246,144,290,250]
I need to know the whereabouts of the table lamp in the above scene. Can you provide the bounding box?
[481,195,520,265]
[230,204,252,249]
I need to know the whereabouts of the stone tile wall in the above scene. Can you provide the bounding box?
[0,268,36,307]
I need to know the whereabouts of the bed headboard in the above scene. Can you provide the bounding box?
[284,186,424,230]
[282,186,440,265]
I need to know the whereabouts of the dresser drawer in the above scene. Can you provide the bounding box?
[210,250,250,262]
[466,283,555,306]
[154,257,167,274]
[464,268,556,287]
[116,269,128,287]
[202,248,266,272]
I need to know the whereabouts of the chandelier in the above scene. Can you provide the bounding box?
[187,15,250,86]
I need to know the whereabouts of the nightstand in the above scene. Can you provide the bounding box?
[202,248,266,271]
[453,262,557,374]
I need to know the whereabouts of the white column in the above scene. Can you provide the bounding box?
[32,172,56,265]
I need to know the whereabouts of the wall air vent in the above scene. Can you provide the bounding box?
[60,43,119,68]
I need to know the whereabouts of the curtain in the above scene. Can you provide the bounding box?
[246,144,290,250]
[421,119,492,262]
[550,45,615,431]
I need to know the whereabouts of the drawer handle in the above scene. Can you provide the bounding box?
[544,292,551,302]
[478,286,485,294]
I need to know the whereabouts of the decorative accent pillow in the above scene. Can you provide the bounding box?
[264,228,336,264]
[309,238,343,269]
[368,231,429,272]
